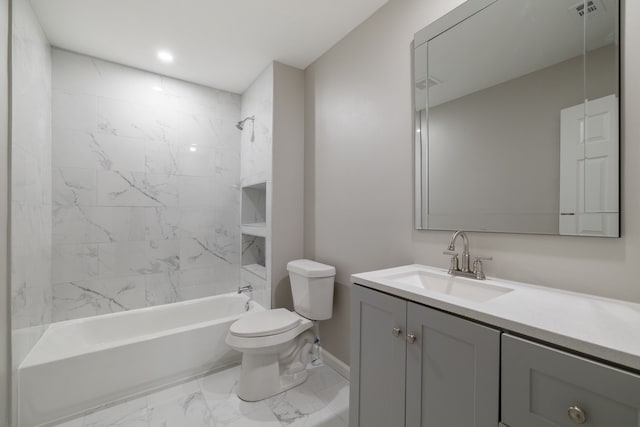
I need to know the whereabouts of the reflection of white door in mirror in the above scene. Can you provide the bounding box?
[560,94,619,236]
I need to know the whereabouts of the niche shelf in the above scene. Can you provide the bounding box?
[241,181,266,227]
[241,263,267,279]
[241,234,266,279]
[241,223,266,238]
[241,181,267,278]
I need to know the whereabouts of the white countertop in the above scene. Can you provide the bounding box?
[351,264,640,372]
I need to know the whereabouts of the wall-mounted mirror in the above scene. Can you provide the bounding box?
[414,0,620,236]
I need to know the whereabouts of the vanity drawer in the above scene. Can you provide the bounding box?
[501,334,640,427]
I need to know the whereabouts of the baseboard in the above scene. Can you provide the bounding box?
[320,348,350,381]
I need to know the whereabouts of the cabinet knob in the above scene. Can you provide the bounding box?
[568,405,587,424]
[392,327,402,337]
[407,334,417,344]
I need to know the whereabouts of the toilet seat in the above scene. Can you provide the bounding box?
[226,309,313,353]
[230,308,302,338]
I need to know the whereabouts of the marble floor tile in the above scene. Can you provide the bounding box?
[82,397,149,427]
[52,362,350,427]
[200,365,273,426]
[303,364,349,395]
[199,365,241,402]
[264,385,327,426]
[304,383,350,427]
[145,379,214,427]
[51,419,84,427]
[146,379,202,407]
[148,390,212,427]
[217,404,281,427]
[314,382,350,416]
[287,410,348,427]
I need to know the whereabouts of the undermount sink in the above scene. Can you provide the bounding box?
[383,270,513,302]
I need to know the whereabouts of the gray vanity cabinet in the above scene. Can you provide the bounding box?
[406,301,500,426]
[350,284,407,427]
[350,284,500,427]
[501,334,640,427]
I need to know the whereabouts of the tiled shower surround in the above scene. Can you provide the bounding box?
[11,0,52,355]
[51,49,242,321]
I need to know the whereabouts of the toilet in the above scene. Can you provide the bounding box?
[226,259,335,401]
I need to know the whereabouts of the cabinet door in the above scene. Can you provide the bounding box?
[502,334,640,427]
[406,303,500,427]
[350,285,407,427]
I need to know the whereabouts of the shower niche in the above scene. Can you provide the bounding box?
[241,182,267,234]
[241,235,266,278]
[241,182,267,279]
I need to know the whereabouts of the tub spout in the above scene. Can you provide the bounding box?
[238,284,253,294]
[238,284,253,310]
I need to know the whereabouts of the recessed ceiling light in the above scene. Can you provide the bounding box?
[157,50,174,63]
[152,86,163,92]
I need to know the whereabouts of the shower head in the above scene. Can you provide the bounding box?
[236,115,255,131]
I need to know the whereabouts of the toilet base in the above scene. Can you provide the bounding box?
[236,352,310,402]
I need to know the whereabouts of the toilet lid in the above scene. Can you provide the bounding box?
[230,309,302,338]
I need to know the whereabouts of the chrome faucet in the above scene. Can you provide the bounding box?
[443,230,492,280]
[238,284,253,311]
[447,230,470,272]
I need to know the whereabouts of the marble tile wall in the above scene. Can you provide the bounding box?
[240,64,274,308]
[11,0,53,365]
[240,64,273,187]
[51,49,242,321]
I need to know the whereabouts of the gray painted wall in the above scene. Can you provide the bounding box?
[271,62,305,311]
[427,45,615,234]
[305,0,639,365]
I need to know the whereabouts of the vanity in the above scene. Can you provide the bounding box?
[349,265,640,427]
[350,0,632,424]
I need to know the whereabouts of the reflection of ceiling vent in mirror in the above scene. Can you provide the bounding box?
[571,0,604,18]
[415,76,442,90]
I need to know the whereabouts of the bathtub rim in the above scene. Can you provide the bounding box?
[20,293,265,368]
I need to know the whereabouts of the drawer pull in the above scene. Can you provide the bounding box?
[392,327,402,337]
[407,334,417,344]
[568,405,587,424]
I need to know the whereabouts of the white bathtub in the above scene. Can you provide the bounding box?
[18,293,264,427]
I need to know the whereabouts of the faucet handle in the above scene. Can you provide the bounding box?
[443,250,459,273]
[473,256,492,280]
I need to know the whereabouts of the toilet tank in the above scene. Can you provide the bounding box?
[287,259,336,321]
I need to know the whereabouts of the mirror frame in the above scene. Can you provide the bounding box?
[414,0,496,229]
[413,0,621,237]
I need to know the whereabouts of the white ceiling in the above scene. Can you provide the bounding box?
[30,0,390,94]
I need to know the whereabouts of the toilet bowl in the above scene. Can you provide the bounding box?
[226,259,335,401]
